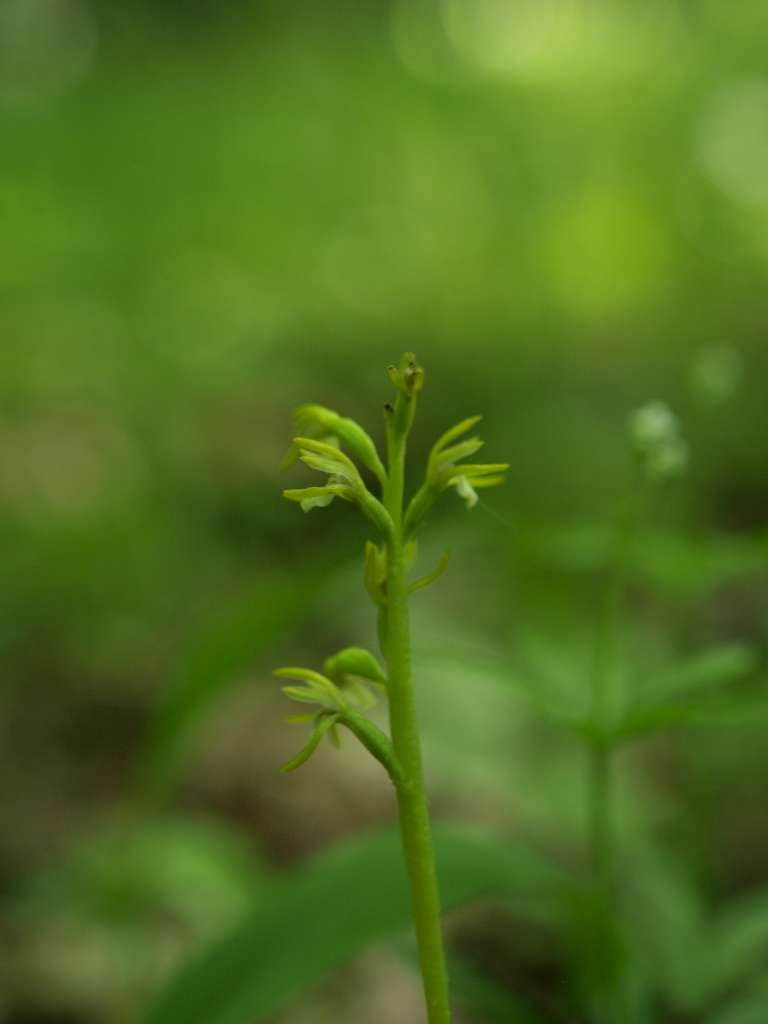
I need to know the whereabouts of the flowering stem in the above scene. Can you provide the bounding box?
[383,404,451,1024]
[281,356,506,1019]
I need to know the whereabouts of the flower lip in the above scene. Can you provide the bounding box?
[454,474,478,509]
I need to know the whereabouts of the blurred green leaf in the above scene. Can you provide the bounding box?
[606,643,763,744]
[703,889,768,1004]
[613,695,768,742]
[447,955,541,1023]
[525,524,768,594]
[628,846,768,1015]
[141,825,558,1024]
[625,841,707,1011]
[138,570,330,800]
[687,699,768,726]
[707,986,768,1024]
[419,649,584,737]
[636,644,758,706]
[16,818,265,933]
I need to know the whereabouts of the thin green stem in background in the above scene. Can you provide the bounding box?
[586,472,646,1021]
[383,398,451,1024]
[589,470,647,871]
[587,741,613,885]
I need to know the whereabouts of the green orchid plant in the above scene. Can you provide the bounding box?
[276,353,507,1024]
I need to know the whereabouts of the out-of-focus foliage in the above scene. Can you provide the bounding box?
[2,1,768,1022]
[142,825,558,1024]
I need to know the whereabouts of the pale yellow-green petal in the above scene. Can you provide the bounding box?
[430,415,482,457]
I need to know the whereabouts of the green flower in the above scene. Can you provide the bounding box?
[405,415,508,533]
[274,662,401,782]
[283,437,393,536]
[282,404,386,484]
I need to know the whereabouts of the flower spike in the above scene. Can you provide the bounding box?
[276,353,505,1019]
[281,713,341,773]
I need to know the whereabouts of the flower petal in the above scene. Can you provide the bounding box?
[431,415,482,457]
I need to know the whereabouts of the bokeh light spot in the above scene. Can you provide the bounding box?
[698,79,768,206]
[542,185,671,320]
[0,0,97,110]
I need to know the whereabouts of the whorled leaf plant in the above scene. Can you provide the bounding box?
[277,353,507,1023]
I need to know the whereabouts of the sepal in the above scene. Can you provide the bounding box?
[431,415,482,452]
[323,646,388,706]
[274,666,348,713]
[295,437,360,483]
[283,482,355,512]
[287,437,394,537]
[323,646,388,686]
[282,404,386,484]
[281,713,340,773]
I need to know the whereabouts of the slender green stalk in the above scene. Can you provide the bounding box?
[586,579,620,1022]
[587,740,612,883]
[583,404,686,1021]
[279,354,507,1023]
[586,628,624,1022]
[588,553,621,891]
[384,400,451,1024]
[588,471,644,877]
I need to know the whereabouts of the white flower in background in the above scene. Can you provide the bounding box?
[628,401,688,481]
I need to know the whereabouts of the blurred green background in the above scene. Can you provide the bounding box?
[2,1,768,1022]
